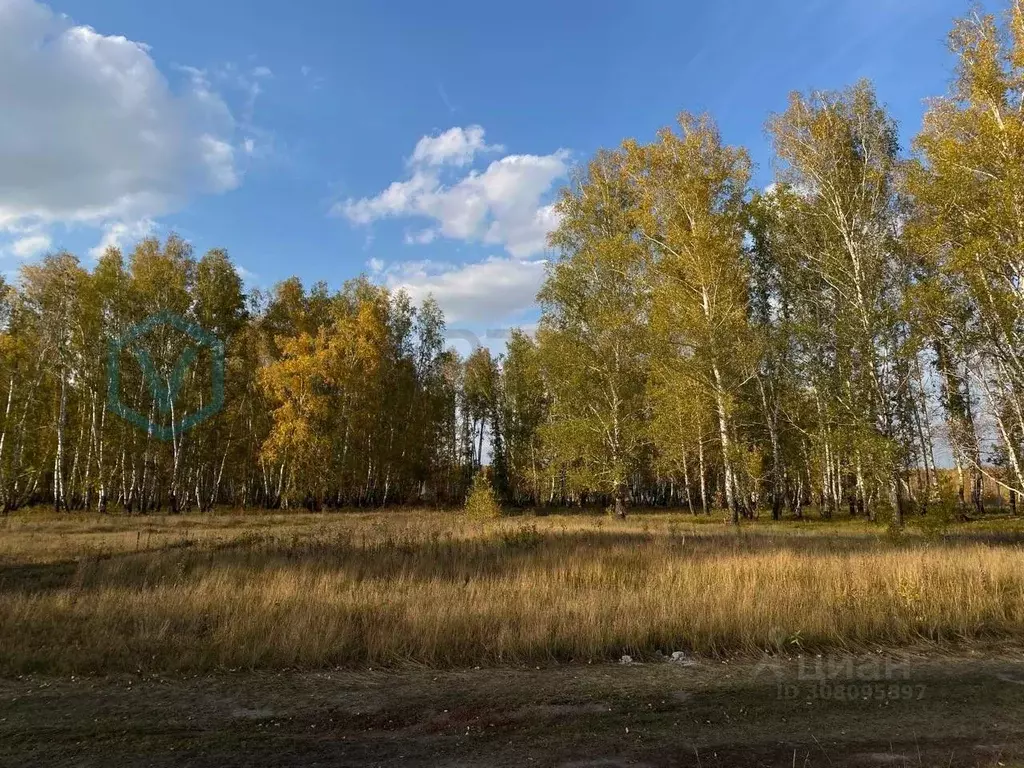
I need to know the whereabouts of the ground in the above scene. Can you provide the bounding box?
[3,652,1024,767]
[3,508,1024,766]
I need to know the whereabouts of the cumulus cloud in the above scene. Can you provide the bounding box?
[376,257,547,324]
[409,125,502,168]
[342,171,438,226]
[89,220,156,259]
[0,0,243,241]
[7,233,52,258]
[335,126,569,258]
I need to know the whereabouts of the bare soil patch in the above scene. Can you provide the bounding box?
[2,652,1024,767]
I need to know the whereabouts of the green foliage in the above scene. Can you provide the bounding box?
[465,471,502,519]
[913,501,960,540]
[8,3,1024,526]
[537,149,650,509]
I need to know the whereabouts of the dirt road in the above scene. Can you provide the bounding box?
[2,651,1023,767]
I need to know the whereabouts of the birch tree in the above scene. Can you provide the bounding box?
[907,2,1024,501]
[768,81,913,525]
[538,149,650,517]
[627,114,759,523]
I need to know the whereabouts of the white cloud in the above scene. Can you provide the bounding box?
[404,228,438,245]
[8,233,52,258]
[199,135,239,192]
[342,171,437,226]
[377,256,547,323]
[409,125,502,168]
[235,264,259,283]
[0,0,243,241]
[89,219,156,259]
[335,126,569,258]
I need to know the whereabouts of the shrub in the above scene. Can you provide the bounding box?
[500,524,543,550]
[465,470,502,518]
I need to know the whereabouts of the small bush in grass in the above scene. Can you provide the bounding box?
[914,498,959,540]
[465,470,502,518]
[500,524,543,550]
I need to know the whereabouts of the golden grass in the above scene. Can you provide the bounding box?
[2,509,1024,674]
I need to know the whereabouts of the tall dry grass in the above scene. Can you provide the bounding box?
[2,510,1024,673]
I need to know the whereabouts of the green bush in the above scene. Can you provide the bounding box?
[465,471,502,518]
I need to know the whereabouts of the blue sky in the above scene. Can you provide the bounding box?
[0,0,1003,345]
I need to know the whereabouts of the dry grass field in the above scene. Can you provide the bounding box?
[3,508,1024,674]
[5,509,1024,766]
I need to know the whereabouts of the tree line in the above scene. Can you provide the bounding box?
[505,2,1024,524]
[1,3,1023,522]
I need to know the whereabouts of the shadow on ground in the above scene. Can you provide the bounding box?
[4,525,1024,597]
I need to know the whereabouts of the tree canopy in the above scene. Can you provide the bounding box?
[2,3,1023,524]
